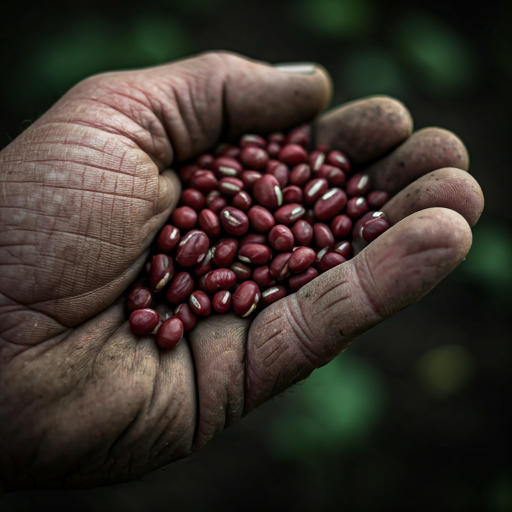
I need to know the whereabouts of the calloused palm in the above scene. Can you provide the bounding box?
[0,52,483,492]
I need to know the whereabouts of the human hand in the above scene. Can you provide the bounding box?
[0,52,484,492]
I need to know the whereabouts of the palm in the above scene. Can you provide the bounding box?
[0,53,483,492]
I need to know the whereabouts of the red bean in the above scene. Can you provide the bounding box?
[285,127,309,147]
[346,196,369,218]
[327,150,351,173]
[129,308,160,335]
[189,290,211,316]
[128,285,152,312]
[289,267,319,292]
[195,153,214,169]
[268,162,289,187]
[194,247,216,276]
[166,271,195,304]
[175,230,209,267]
[278,144,308,166]
[313,223,335,249]
[316,144,329,153]
[268,224,294,251]
[252,174,283,210]
[216,144,238,157]
[331,214,353,239]
[179,164,200,185]
[208,196,228,214]
[267,142,281,158]
[220,207,249,236]
[252,266,275,288]
[282,185,303,204]
[319,165,346,187]
[240,146,269,169]
[273,203,306,225]
[367,190,390,209]
[204,268,237,293]
[316,249,346,272]
[181,188,206,211]
[172,206,197,229]
[291,220,314,246]
[361,216,390,242]
[269,252,292,281]
[232,281,260,317]
[175,303,196,331]
[288,246,316,273]
[241,170,263,190]
[212,290,232,313]
[149,254,174,292]
[190,170,219,193]
[238,243,272,265]
[232,191,252,211]
[157,224,181,253]
[219,177,244,196]
[260,285,287,307]
[248,205,275,232]
[346,173,371,197]
[156,318,184,349]
[198,209,221,237]
[240,134,266,148]
[240,233,268,246]
[313,188,347,220]
[211,156,243,178]
[214,238,238,267]
[304,178,329,205]
[206,190,221,205]
[230,261,252,281]
[309,150,325,172]
[268,132,286,145]
[334,241,353,259]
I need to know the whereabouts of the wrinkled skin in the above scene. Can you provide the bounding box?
[0,52,484,493]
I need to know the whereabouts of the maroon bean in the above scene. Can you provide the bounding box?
[179,164,200,185]
[157,224,181,253]
[334,241,353,259]
[204,268,237,292]
[149,254,174,292]
[288,267,319,292]
[175,230,209,267]
[232,191,252,211]
[181,188,206,211]
[216,143,236,156]
[129,308,160,335]
[189,290,211,316]
[175,303,196,331]
[232,281,260,317]
[198,274,208,292]
[195,153,214,169]
[220,207,249,236]
[317,164,346,187]
[268,163,289,187]
[361,216,390,243]
[260,285,287,307]
[266,160,282,173]
[240,146,269,169]
[248,205,275,232]
[268,224,294,252]
[331,214,353,239]
[291,220,314,246]
[278,144,308,166]
[252,266,275,288]
[290,163,312,186]
[194,247,216,276]
[240,134,266,148]
[238,243,273,265]
[172,206,197,229]
[219,177,244,196]
[288,247,316,273]
[285,127,309,147]
[267,141,281,158]
[327,150,351,173]
[230,261,252,281]
[252,174,283,210]
[156,318,184,349]
[346,173,371,197]
[198,209,221,238]
[209,196,228,214]
[212,290,232,313]
[346,196,369,218]
[316,144,329,153]
[316,249,346,273]
[351,211,379,241]
[241,170,263,190]
[313,223,335,249]
[269,252,292,281]
[190,170,219,193]
[267,132,286,145]
[240,233,268,246]
[166,271,195,304]
[214,238,238,267]
[224,147,241,159]
[282,185,303,204]
[273,203,306,225]
[309,150,325,172]
[313,188,347,220]
[367,190,390,209]
[128,285,152,312]
[206,190,221,205]
[304,178,329,205]
[211,156,243,177]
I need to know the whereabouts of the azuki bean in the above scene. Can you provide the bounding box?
[149,254,174,292]
[269,252,293,281]
[331,215,353,239]
[282,185,303,204]
[248,205,275,232]
[190,170,219,192]
[220,207,250,236]
[346,196,369,218]
[181,188,206,211]
[252,266,275,288]
[175,303,196,331]
[232,191,252,211]
[204,268,237,293]
[212,290,232,313]
[367,190,390,209]
[313,188,347,220]
[346,173,371,197]
[128,285,152,312]
[304,178,329,205]
[289,163,311,186]
[175,230,209,267]
[198,209,221,238]
[129,308,160,335]
[157,224,181,253]
[238,243,273,265]
[260,285,287,307]
[230,261,252,281]
[273,203,306,225]
[172,206,197,229]
[288,267,319,292]
[214,238,238,267]
[252,174,283,210]
[166,271,195,304]
[240,146,269,169]
[279,144,308,166]
[313,223,335,249]
[232,281,260,317]
[327,150,351,173]
[288,247,316,273]
[268,224,294,252]
[189,290,211,316]
[211,156,243,178]
[291,219,314,246]
[156,318,184,349]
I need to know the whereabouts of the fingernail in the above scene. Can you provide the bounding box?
[273,62,317,75]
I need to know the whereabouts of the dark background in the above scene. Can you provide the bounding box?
[1,0,511,510]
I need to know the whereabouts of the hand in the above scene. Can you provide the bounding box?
[0,52,484,492]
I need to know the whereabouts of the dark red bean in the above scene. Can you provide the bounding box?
[172,206,197,229]
[316,144,329,153]
[304,178,329,205]
[248,205,275,232]
[346,173,371,197]
[309,150,325,172]
[313,188,347,220]
[217,144,240,158]
[212,290,232,313]
[288,247,316,273]
[260,285,287,307]
[197,274,208,292]
[219,177,244,196]
[241,170,263,190]
[288,267,319,292]
[157,224,181,253]
[282,185,303,204]
[129,308,159,335]
[208,196,228,214]
[195,153,214,169]
[361,216,390,243]
[278,144,308,166]
[175,303,196,331]
[149,254,174,292]
[291,220,314,246]
[367,190,390,209]
[156,318,184,349]
[273,203,306,225]
[267,132,286,145]
[289,163,312,186]
[175,230,209,267]
[198,209,221,238]
[214,238,238,267]
[334,241,353,259]
[189,290,211,316]
[128,285,152,312]
[346,197,369,218]
[268,162,289,187]
[181,188,206,211]
[194,247,216,276]
[313,223,335,249]
[331,214,353,239]
[190,170,219,193]
[220,207,250,236]
[252,174,283,210]
[267,142,281,158]
[240,134,266,148]
[232,281,260,317]
[230,261,252,281]
[206,190,221,205]
[318,165,345,187]
[269,252,292,281]
[240,233,268,246]
[211,156,243,178]
[232,191,252,211]
[179,164,200,185]
[252,266,275,288]
[204,268,237,293]
[268,224,294,252]
[316,249,346,273]
[166,271,195,304]
[285,127,309,147]
[238,243,273,265]
[240,146,269,169]
[327,150,351,173]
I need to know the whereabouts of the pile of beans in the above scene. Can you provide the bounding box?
[128,126,390,349]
